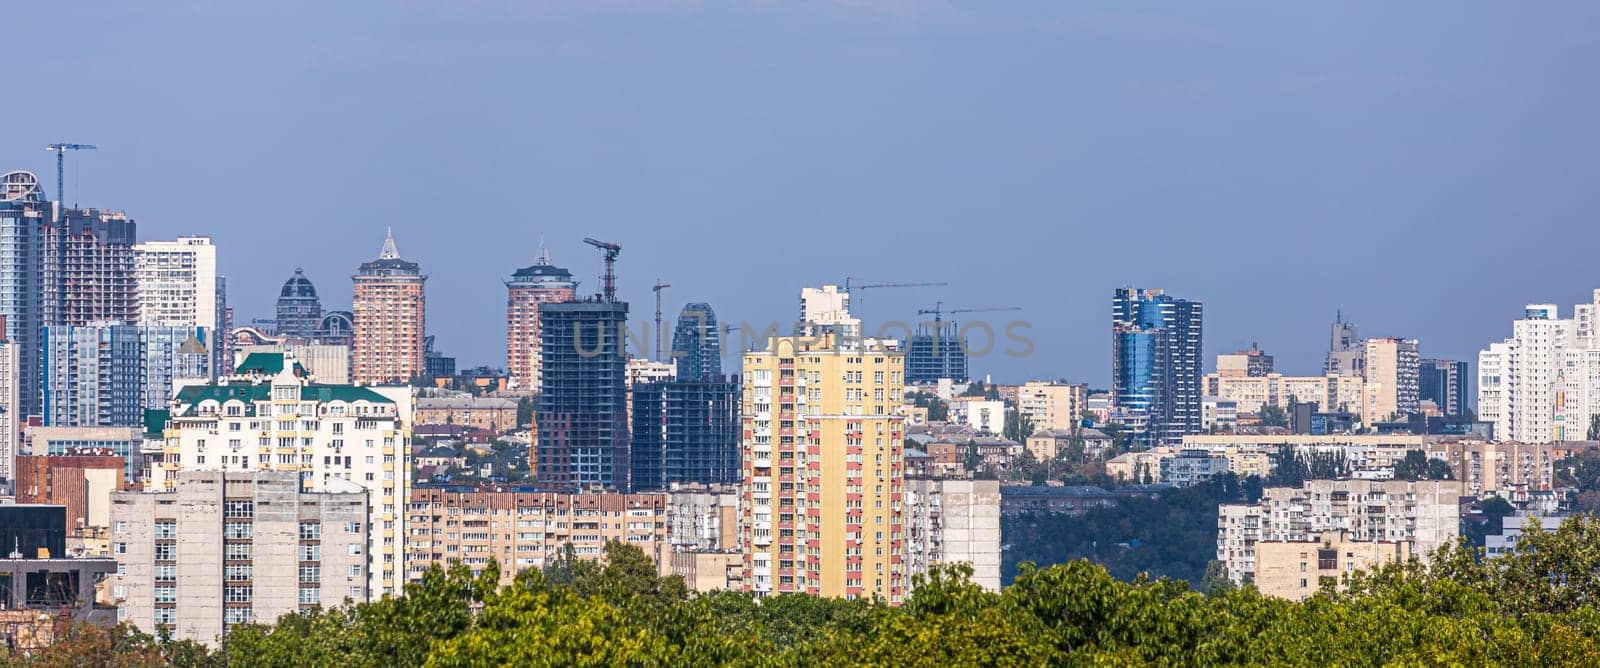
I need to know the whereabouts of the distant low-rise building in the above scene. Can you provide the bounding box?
[1014,382,1086,433]
[999,485,1118,517]
[14,454,127,546]
[1218,479,1461,588]
[1253,531,1412,601]
[1425,439,1556,498]
[948,398,1007,435]
[414,396,519,433]
[1158,449,1230,486]
[404,487,670,589]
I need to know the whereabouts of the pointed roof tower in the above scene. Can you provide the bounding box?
[379,227,401,260]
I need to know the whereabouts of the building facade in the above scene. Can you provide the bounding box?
[43,208,138,328]
[15,454,126,535]
[1217,479,1461,586]
[134,236,223,373]
[1419,358,1469,417]
[0,332,18,483]
[505,251,577,392]
[1251,531,1413,600]
[404,487,668,589]
[740,330,906,602]
[1363,338,1420,421]
[537,300,630,491]
[110,471,369,645]
[1217,342,1273,378]
[903,478,1001,591]
[42,324,211,428]
[351,231,427,385]
[1112,287,1203,447]
[414,396,519,432]
[1479,303,1580,443]
[1014,381,1086,432]
[905,322,968,384]
[630,378,740,491]
[152,352,411,596]
[670,302,722,382]
[275,268,323,340]
[0,171,48,419]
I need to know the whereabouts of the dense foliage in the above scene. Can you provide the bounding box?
[19,518,1600,666]
[1002,475,1258,585]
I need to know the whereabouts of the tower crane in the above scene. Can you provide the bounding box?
[45,143,96,211]
[843,277,947,306]
[917,303,1022,324]
[582,237,622,302]
[652,280,671,361]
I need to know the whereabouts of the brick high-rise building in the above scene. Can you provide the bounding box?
[352,229,426,385]
[505,247,576,392]
[740,327,906,602]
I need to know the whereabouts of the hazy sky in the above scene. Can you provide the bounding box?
[9,2,1600,387]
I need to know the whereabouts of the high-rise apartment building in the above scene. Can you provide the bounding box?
[0,171,48,419]
[152,352,411,596]
[1111,287,1203,447]
[43,208,138,328]
[631,378,740,491]
[505,249,576,392]
[0,326,18,484]
[798,285,861,341]
[404,487,669,589]
[135,236,224,375]
[351,231,427,385]
[537,300,630,490]
[110,470,369,645]
[42,324,210,428]
[275,268,323,340]
[1362,338,1420,421]
[1478,296,1600,443]
[905,321,968,384]
[670,303,722,382]
[1419,358,1469,417]
[740,329,906,602]
[1324,314,1364,377]
[903,478,1001,591]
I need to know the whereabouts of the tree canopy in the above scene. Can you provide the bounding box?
[18,523,1600,666]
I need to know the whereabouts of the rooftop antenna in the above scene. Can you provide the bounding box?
[536,236,550,265]
[652,280,671,361]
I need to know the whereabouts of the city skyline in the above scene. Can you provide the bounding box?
[8,2,1600,385]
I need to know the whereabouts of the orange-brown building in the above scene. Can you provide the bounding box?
[505,249,576,392]
[15,453,128,532]
[415,396,520,432]
[352,230,426,385]
[404,487,670,589]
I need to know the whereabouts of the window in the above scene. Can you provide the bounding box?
[348,544,362,556]
[114,542,127,555]
[299,522,321,540]
[224,608,252,625]
[1318,549,1338,570]
[224,522,253,539]
[113,521,127,534]
[155,608,176,625]
[225,543,252,561]
[155,544,176,561]
[156,565,178,582]
[300,545,321,561]
[300,565,321,583]
[154,586,176,603]
[349,564,362,577]
[300,587,321,605]
[224,565,251,581]
[347,522,362,533]
[224,585,252,603]
[223,500,254,519]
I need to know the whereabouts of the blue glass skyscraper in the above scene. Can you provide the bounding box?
[1112,287,1203,448]
[633,302,738,491]
[0,172,47,419]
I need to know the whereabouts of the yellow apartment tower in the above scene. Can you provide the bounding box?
[741,330,906,602]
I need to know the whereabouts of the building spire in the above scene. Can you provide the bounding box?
[536,235,550,266]
[379,227,400,260]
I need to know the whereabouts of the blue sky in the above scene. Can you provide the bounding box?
[7,1,1600,387]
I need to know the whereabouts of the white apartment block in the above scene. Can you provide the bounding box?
[1014,382,1086,432]
[1218,479,1461,585]
[136,237,222,374]
[948,398,1006,434]
[151,351,411,597]
[904,478,1002,591]
[1479,299,1599,443]
[109,470,368,645]
[0,337,18,484]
